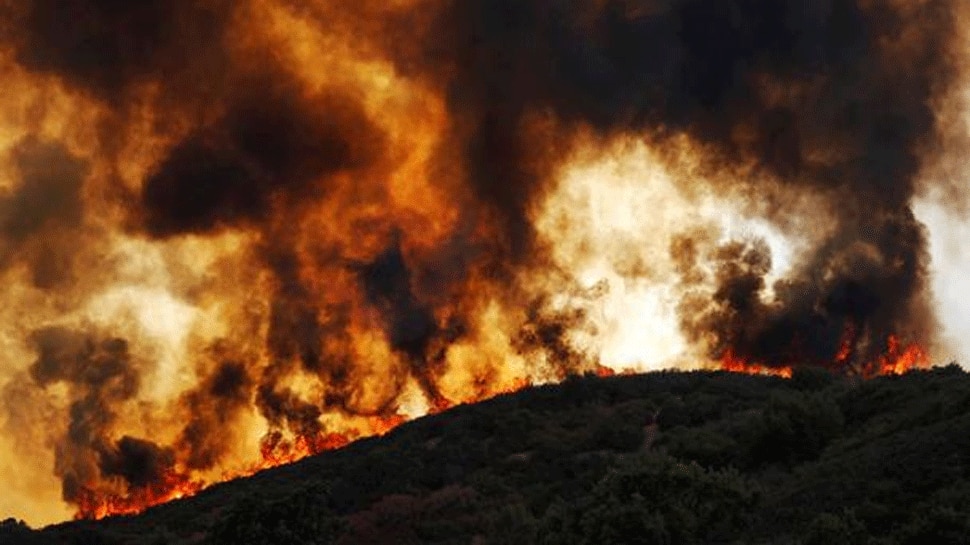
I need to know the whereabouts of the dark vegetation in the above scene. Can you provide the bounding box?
[5,366,970,544]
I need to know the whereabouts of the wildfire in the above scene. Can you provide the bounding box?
[0,0,963,530]
[719,348,793,379]
[718,335,931,379]
[71,330,936,521]
[74,383,547,519]
[74,472,204,521]
[865,335,931,378]
[257,430,353,468]
[834,324,856,365]
[367,414,408,436]
[594,364,617,378]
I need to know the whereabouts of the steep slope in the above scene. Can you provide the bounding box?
[4,366,970,545]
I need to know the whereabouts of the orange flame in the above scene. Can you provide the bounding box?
[76,331,934,521]
[594,364,616,378]
[74,471,204,521]
[864,335,930,378]
[368,414,408,436]
[75,379,542,519]
[719,348,793,378]
[834,323,856,364]
[257,430,353,468]
[718,334,930,379]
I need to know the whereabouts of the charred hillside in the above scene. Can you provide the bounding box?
[5,366,970,545]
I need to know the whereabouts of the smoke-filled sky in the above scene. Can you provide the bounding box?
[0,0,968,526]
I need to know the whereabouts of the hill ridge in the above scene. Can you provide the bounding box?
[4,366,970,545]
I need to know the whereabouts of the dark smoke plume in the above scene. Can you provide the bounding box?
[358,239,443,403]
[28,328,142,502]
[0,139,88,288]
[142,77,380,237]
[359,241,438,359]
[98,436,176,489]
[259,247,354,426]
[177,361,252,470]
[393,0,957,369]
[2,140,85,240]
[7,0,231,102]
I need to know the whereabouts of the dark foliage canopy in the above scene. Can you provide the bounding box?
[5,365,970,545]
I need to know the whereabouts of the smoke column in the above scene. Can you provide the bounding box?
[0,0,965,524]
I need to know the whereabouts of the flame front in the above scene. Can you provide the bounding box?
[720,349,793,379]
[718,336,931,380]
[0,0,967,525]
[73,471,204,521]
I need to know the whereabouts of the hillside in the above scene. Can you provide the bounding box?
[4,366,970,545]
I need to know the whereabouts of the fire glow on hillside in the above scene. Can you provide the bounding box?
[0,0,966,524]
